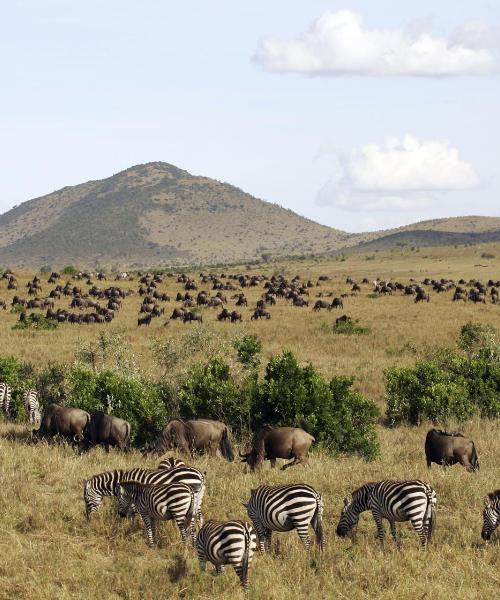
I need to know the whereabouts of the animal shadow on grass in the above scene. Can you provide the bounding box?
[167,554,188,583]
[2,427,35,444]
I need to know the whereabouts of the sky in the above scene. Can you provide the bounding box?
[1,0,499,232]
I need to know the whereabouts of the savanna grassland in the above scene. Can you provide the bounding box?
[0,242,499,600]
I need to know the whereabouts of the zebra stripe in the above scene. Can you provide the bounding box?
[244,483,323,552]
[23,389,40,424]
[482,490,500,541]
[196,520,257,590]
[0,382,12,417]
[157,457,186,470]
[117,481,195,546]
[83,466,205,525]
[336,480,437,548]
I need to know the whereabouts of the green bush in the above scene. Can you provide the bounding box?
[253,351,379,459]
[62,265,78,275]
[178,358,249,434]
[233,334,262,368]
[66,365,166,446]
[0,356,36,419]
[13,314,58,330]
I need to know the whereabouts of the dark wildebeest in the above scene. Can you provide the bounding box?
[240,425,315,471]
[80,411,131,452]
[183,311,203,324]
[424,429,479,472]
[33,404,90,444]
[144,419,234,461]
[251,308,271,320]
[313,300,330,312]
[137,313,152,326]
[331,297,343,310]
[335,314,352,326]
[415,291,430,303]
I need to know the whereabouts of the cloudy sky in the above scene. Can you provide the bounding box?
[1,1,499,231]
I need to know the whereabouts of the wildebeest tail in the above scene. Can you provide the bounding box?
[471,443,479,472]
[312,495,324,550]
[220,427,234,462]
[424,486,437,541]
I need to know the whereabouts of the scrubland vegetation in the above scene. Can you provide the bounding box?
[0,245,499,599]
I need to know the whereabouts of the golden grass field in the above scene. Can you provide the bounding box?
[0,243,499,599]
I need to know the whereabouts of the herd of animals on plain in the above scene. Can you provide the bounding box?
[0,384,498,591]
[0,268,498,591]
[0,268,499,328]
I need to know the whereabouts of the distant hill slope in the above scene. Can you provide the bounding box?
[0,162,498,267]
[0,162,352,267]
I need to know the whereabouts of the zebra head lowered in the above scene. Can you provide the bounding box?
[336,488,369,537]
[482,490,500,541]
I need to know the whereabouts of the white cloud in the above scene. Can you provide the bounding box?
[317,136,479,212]
[254,10,497,76]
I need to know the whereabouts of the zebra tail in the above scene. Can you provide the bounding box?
[240,524,251,589]
[424,487,437,542]
[219,427,235,462]
[312,498,324,551]
[183,489,196,534]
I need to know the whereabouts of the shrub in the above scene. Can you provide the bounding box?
[13,314,58,330]
[233,334,262,368]
[62,265,78,275]
[253,351,379,459]
[0,356,36,419]
[331,320,370,335]
[178,358,249,434]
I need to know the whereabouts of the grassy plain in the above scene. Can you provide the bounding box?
[0,243,499,599]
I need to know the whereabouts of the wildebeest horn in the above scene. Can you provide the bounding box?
[239,451,249,458]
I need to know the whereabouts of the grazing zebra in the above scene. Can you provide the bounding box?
[158,457,186,470]
[244,483,323,552]
[0,382,12,417]
[23,389,40,424]
[117,481,195,546]
[83,466,205,525]
[196,520,257,591]
[482,490,500,541]
[336,480,437,548]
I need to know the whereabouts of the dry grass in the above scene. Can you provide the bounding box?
[0,420,498,600]
[0,245,499,598]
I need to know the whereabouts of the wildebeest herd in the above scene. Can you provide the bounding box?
[1,268,498,330]
[2,384,497,591]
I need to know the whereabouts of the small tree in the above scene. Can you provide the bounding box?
[233,334,262,368]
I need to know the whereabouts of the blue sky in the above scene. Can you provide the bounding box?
[1,1,499,231]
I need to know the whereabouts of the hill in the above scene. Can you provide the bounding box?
[0,162,499,267]
[0,162,351,268]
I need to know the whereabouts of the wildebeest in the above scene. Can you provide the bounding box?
[240,425,314,471]
[80,411,131,452]
[331,297,343,310]
[33,404,90,444]
[424,429,479,472]
[144,419,234,461]
[251,308,271,320]
[313,300,330,312]
[415,290,430,303]
[137,313,152,326]
[183,311,203,324]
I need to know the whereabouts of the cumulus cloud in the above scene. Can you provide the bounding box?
[317,136,479,212]
[254,10,497,76]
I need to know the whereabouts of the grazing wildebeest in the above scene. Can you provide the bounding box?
[230,310,242,323]
[137,313,152,326]
[240,425,315,471]
[80,411,131,452]
[183,311,203,324]
[335,314,352,326]
[415,290,430,303]
[424,429,479,472]
[170,307,185,320]
[144,419,234,461]
[313,300,330,312]
[331,297,343,310]
[33,404,90,444]
[251,308,271,320]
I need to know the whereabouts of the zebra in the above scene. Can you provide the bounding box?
[336,480,437,548]
[244,483,323,552]
[83,466,205,525]
[23,389,40,424]
[117,481,195,546]
[481,490,500,541]
[158,457,186,470]
[196,520,257,591]
[0,382,12,417]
